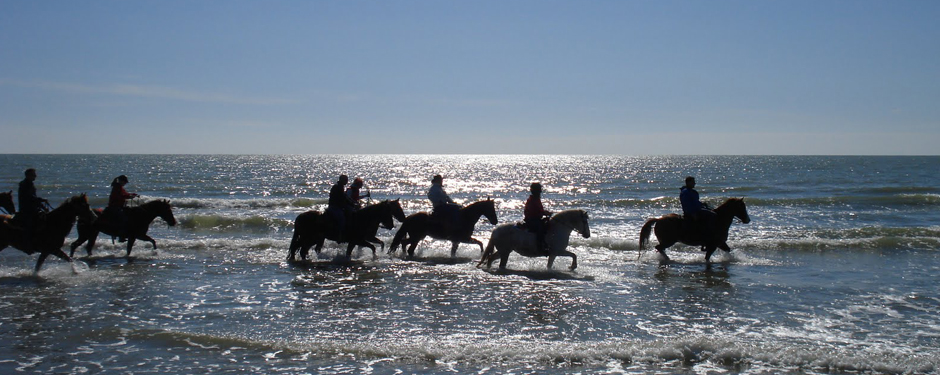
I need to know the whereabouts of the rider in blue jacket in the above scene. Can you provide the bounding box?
[680,176,716,241]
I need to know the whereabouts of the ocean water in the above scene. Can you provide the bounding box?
[0,154,938,374]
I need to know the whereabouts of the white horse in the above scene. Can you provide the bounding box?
[479,209,590,271]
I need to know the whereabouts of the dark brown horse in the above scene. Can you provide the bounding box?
[639,198,751,263]
[0,194,95,273]
[0,191,14,217]
[70,199,177,257]
[389,199,498,258]
[288,199,406,261]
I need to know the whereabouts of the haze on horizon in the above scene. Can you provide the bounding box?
[1,1,938,155]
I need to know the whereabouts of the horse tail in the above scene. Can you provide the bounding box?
[639,218,658,250]
[478,233,498,267]
[389,219,411,253]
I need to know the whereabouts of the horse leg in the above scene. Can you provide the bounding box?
[450,241,460,257]
[498,249,511,271]
[561,250,577,270]
[125,238,137,257]
[139,234,157,250]
[368,236,384,253]
[70,235,86,257]
[84,232,100,257]
[468,237,485,253]
[34,248,72,274]
[704,246,717,263]
[547,255,556,269]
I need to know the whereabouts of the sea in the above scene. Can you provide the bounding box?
[0,154,938,375]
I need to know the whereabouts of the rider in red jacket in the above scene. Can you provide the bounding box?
[524,182,552,253]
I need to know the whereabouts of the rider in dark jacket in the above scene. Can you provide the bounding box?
[327,175,354,240]
[680,176,716,242]
[17,168,48,251]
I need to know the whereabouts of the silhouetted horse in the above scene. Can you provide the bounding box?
[0,194,95,273]
[288,199,406,261]
[0,191,14,217]
[639,198,751,263]
[480,209,590,271]
[70,199,177,257]
[389,199,498,258]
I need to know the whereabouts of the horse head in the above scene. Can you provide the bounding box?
[379,201,395,230]
[717,198,750,224]
[480,199,498,225]
[0,190,14,214]
[65,193,96,222]
[578,210,591,238]
[155,199,177,226]
[552,209,591,238]
[388,199,407,222]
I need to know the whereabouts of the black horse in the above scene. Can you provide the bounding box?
[288,199,406,261]
[639,198,751,263]
[389,199,498,258]
[0,190,14,216]
[70,199,177,257]
[0,194,95,273]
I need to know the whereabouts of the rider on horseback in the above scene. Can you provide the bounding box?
[680,176,716,243]
[15,168,48,251]
[105,175,139,242]
[428,174,460,236]
[327,175,355,241]
[346,177,370,209]
[524,182,552,254]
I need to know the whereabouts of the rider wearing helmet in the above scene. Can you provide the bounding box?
[524,182,552,253]
[346,177,370,209]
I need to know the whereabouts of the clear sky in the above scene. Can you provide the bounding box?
[1,1,938,155]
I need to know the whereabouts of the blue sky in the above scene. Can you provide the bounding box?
[2,1,938,155]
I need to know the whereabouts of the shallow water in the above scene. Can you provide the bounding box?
[1,155,938,374]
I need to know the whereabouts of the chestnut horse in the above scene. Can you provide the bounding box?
[0,194,95,273]
[389,199,498,258]
[639,198,751,263]
[288,199,406,261]
[70,199,177,257]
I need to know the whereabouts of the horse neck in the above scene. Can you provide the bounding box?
[461,201,491,220]
[549,210,581,235]
[357,203,389,226]
[46,201,80,228]
[133,202,163,223]
[713,200,739,227]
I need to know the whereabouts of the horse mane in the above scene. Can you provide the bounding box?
[552,209,586,220]
[716,197,744,209]
[57,194,88,208]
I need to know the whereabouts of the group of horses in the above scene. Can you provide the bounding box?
[0,190,176,273]
[1,188,751,274]
[287,198,594,271]
[289,196,750,271]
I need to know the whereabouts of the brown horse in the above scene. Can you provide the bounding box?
[0,191,14,217]
[0,194,95,273]
[639,198,751,263]
[70,199,177,258]
[288,199,406,261]
[389,199,498,258]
